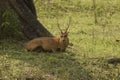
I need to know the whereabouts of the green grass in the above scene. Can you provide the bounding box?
[0,40,90,80]
[0,0,120,80]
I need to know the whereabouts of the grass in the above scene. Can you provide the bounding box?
[0,0,120,80]
[0,40,90,80]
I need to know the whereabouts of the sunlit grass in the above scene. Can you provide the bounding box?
[0,0,120,80]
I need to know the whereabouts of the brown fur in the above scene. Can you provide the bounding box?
[25,32,69,52]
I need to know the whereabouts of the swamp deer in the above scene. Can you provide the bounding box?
[25,18,71,52]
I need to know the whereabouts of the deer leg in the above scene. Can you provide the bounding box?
[51,49,56,53]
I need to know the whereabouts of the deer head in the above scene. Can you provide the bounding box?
[57,17,71,43]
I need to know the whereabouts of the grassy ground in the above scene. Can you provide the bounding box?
[0,0,120,80]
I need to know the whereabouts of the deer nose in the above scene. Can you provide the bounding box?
[63,39,65,42]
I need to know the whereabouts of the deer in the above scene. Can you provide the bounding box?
[25,18,71,52]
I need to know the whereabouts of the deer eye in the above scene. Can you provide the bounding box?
[61,36,63,37]
[64,35,67,37]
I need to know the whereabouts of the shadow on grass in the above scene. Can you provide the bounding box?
[0,40,91,80]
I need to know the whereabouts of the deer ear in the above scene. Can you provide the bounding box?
[61,31,63,34]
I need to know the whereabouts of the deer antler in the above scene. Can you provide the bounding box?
[57,18,63,33]
[65,17,71,32]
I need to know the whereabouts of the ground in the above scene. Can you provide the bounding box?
[0,0,120,80]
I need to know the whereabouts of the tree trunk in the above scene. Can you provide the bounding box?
[7,0,53,39]
[0,0,9,37]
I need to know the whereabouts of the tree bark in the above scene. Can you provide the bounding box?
[0,0,8,37]
[7,0,53,39]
